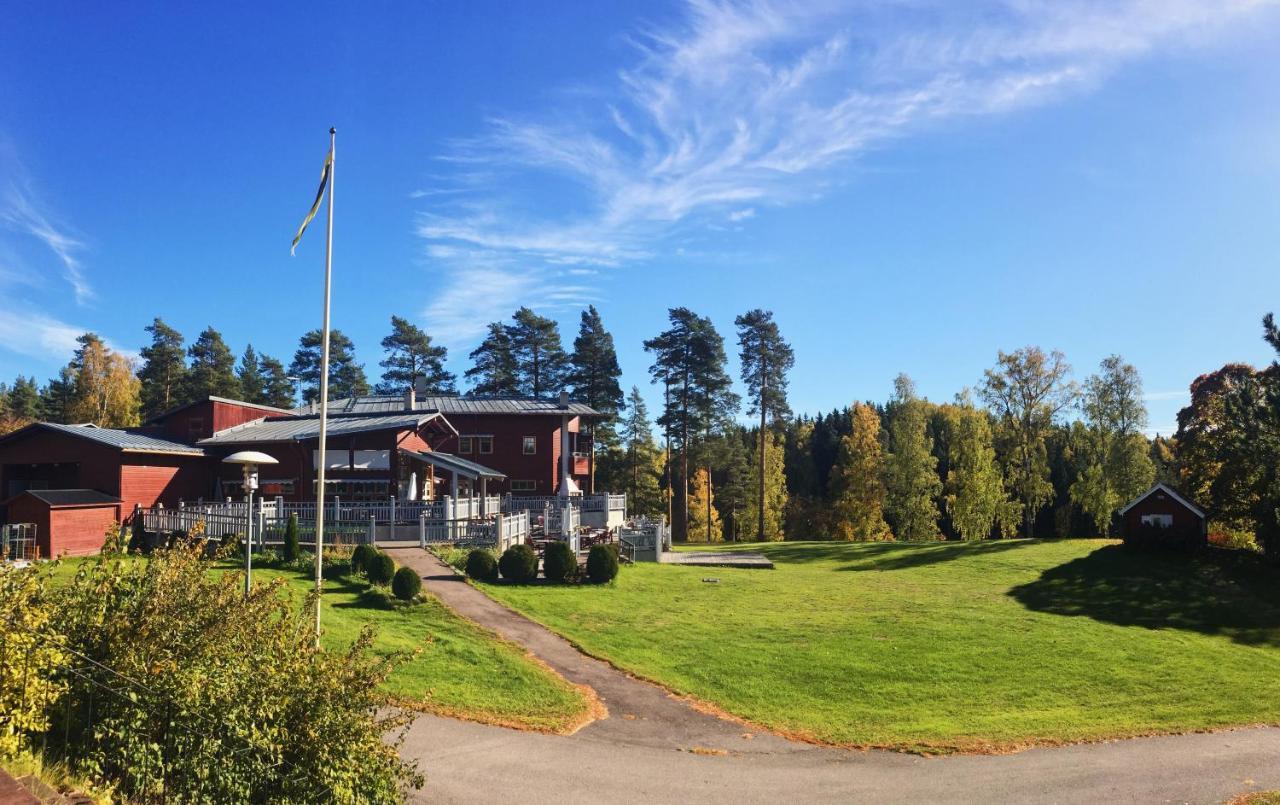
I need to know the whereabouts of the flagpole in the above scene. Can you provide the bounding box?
[314,126,335,643]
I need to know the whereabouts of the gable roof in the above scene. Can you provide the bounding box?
[143,395,293,425]
[13,489,122,507]
[399,448,506,480]
[1119,482,1206,519]
[198,412,448,445]
[0,422,206,456]
[293,394,600,417]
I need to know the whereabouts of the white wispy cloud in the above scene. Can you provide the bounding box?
[1,181,93,304]
[417,0,1269,347]
[0,309,136,364]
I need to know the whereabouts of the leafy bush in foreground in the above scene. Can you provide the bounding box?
[20,545,422,802]
[351,542,375,575]
[586,544,619,584]
[542,541,577,583]
[499,544,538,583]
[392,566,422,601]
[367,551,396,585]
[465,549,499,582]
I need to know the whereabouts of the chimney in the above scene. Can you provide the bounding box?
[558,390,570,409]
[405,386,416,411]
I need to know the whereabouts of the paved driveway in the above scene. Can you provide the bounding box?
[386,548,1280,804]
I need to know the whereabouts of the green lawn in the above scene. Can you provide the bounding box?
[48,556,592,733]
[480,539,1280,752]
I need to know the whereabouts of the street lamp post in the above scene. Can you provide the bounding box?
[222,451,279,598]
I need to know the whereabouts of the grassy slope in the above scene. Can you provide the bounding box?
[49,557,590,732]
[481,539,1280,751]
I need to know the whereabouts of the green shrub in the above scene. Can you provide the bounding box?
[465,549,499,582]
[282,513,300,562]
[586,543,619,584]
[366,551,396,585]
[542,541,577,583]
[391,566,422,601]
[499,544,538,583]
[43,544,422,801]
[351,543,375,575]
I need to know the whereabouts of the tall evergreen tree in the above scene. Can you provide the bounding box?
[736,309,795,541]
[507,307,569,396]
[712,430,753,542]
[6,376,41,421]
[828,403,891,541]
[187,326,240,400]
[979,347,1078,537]
[465,322,520,396]
[138,318,189,419]
[617,386,663,516]
[1069,355,1155,534]
[376,315,455,395]
[882,376,942,541]
[258,355,297,409]
[68,333,141,428]
[289,329,369,404]
[945,400,1020,540]
[39,367,77,424]
[568,306,624,491]
[237,345,267,405]
[747,428,788,541]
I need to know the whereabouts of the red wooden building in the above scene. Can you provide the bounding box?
[1119,482,1207,548]
[6,489,122,558]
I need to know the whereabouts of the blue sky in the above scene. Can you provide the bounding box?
[2,1,1279,435]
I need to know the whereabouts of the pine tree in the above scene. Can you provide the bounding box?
[138,318,189,419]
[686,468,723,543]
[39,367,77,424]
[67,333,141,428]
[376,315,455,394]
[289,329,369,404]
[752,429,788,541]
[882,376,942,541]
[237,345,267,404]
[187,326,241,400]
[713,431,753,542]
[736,309,795,541]
[465,322,519,396]
[828,403,891,541]
[617,386,664,516]
[258,355,297,409]
[945,401,1020,540]
[6,376,41,421]
[507,307,569,396]
[568,306,624,491]
[783,419,823,538]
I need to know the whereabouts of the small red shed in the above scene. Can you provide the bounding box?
[5,489,122,558]
[1119,483,1207,549]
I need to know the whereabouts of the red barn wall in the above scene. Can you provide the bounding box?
[0,429,121,499]
[5,495,51,556]
[119,454,210,513]
[154,400,275,443]
[1123,491,1205,534]
[432,414,585,495]
[48,505,120,557]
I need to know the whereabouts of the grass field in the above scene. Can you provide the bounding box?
[480,539,1280,752]
[48,556,592,733]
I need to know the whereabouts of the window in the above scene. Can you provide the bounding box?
[477,435,493,454]
[458,436,473,454]
[511,480,536,492]
[1141,514,1173,528]
[522,436,536,455]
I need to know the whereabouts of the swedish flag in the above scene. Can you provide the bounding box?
[291,146,333,255]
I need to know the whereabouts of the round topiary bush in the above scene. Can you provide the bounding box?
[465,549,499,582]
[498,544,539,583]
[586,543,619,584]
[391,566,422,601]
[366,551,396,585]
[542,541,577,583]
[351,543,375,575]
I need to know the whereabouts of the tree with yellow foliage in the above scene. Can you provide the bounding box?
[827,403,891,541]
[67,334,140,428]
[687,467,723,542]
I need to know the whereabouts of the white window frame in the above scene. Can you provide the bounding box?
[522,436,536,455]
[477,435,494,455]
[458,436,473,454]
[1141,514,1174,528]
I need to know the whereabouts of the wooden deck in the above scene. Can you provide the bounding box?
[659,551,774,569]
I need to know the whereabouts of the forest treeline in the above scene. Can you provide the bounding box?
[1,305,1278,560]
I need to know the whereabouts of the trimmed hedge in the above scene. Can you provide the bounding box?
[586,544,619,584]
[542,541,578,583]
[282,513,300,562]
[351,543,375,575]
[367,551,396,585]
[465,549,499,582]
[499,544,539,583]
[391,566,422,601]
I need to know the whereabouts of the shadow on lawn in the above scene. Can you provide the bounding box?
[1009,544,1280,646]
[742,539,1035,571]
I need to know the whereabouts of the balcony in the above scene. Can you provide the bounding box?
[572,451,590,475]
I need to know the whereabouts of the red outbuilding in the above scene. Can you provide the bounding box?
[1119,482,1207,549]
[5,489,122,558]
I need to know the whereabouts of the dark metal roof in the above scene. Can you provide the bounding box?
[16,489,122,507]
[293,394,600,417]
[199,412,445,445]
[9,423,207,456]
[399,448,506,480]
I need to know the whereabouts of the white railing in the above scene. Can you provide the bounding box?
[172,495,501,525]
[415,510,530,550]
[504,493,626,515]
